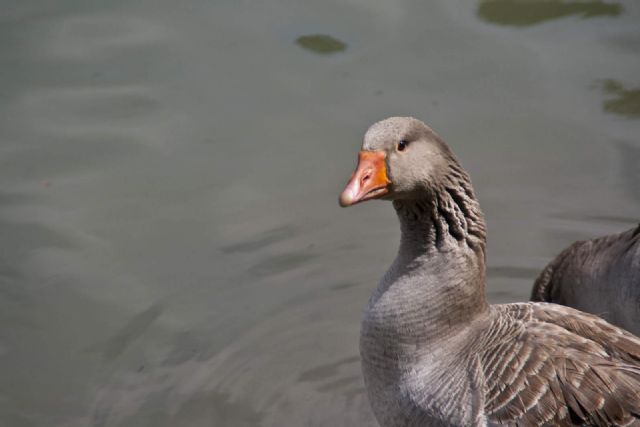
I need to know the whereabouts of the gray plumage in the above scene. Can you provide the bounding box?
[344,117,640,427]
[531,225,640,336]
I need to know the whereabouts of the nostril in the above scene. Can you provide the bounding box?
[361,170,371,184]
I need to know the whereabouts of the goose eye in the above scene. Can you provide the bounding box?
[397,140,408,151]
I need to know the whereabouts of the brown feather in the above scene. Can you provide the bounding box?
[480,303,640,426]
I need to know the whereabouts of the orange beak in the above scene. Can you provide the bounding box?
[339,151,391,207]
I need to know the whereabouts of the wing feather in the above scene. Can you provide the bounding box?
[480,303,640,426]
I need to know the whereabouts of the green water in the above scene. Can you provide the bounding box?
[0,1,639,426]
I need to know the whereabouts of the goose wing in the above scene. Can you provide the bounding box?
[481,303,640,426]
[531,224,640,303]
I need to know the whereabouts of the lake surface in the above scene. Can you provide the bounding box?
[1,1,639,426]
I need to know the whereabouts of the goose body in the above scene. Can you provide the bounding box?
[340,117,640,426]
[531,225,640,336]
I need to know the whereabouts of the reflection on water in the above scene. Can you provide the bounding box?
[598,79,640,118]
[295,34,347,54]
[477,0,622,26]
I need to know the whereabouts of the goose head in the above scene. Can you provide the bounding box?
[339,117,457,207]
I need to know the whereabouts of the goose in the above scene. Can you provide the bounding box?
[531,225,640,336]
[339,117,640,427]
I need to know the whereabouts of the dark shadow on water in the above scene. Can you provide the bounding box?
[219,225,295,254]
[86,304,163,361]
[597,79,640,118]
[248,252,315,276]
[477,0,622,27]
[316,375,361,393]
[295,34,347,55]
[298,355,360,382]
[329,281,360,291]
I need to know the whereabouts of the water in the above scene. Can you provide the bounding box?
[0,1,639,425]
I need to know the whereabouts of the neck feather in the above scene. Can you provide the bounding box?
[366,165,489,342]
[393,163,487,260]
